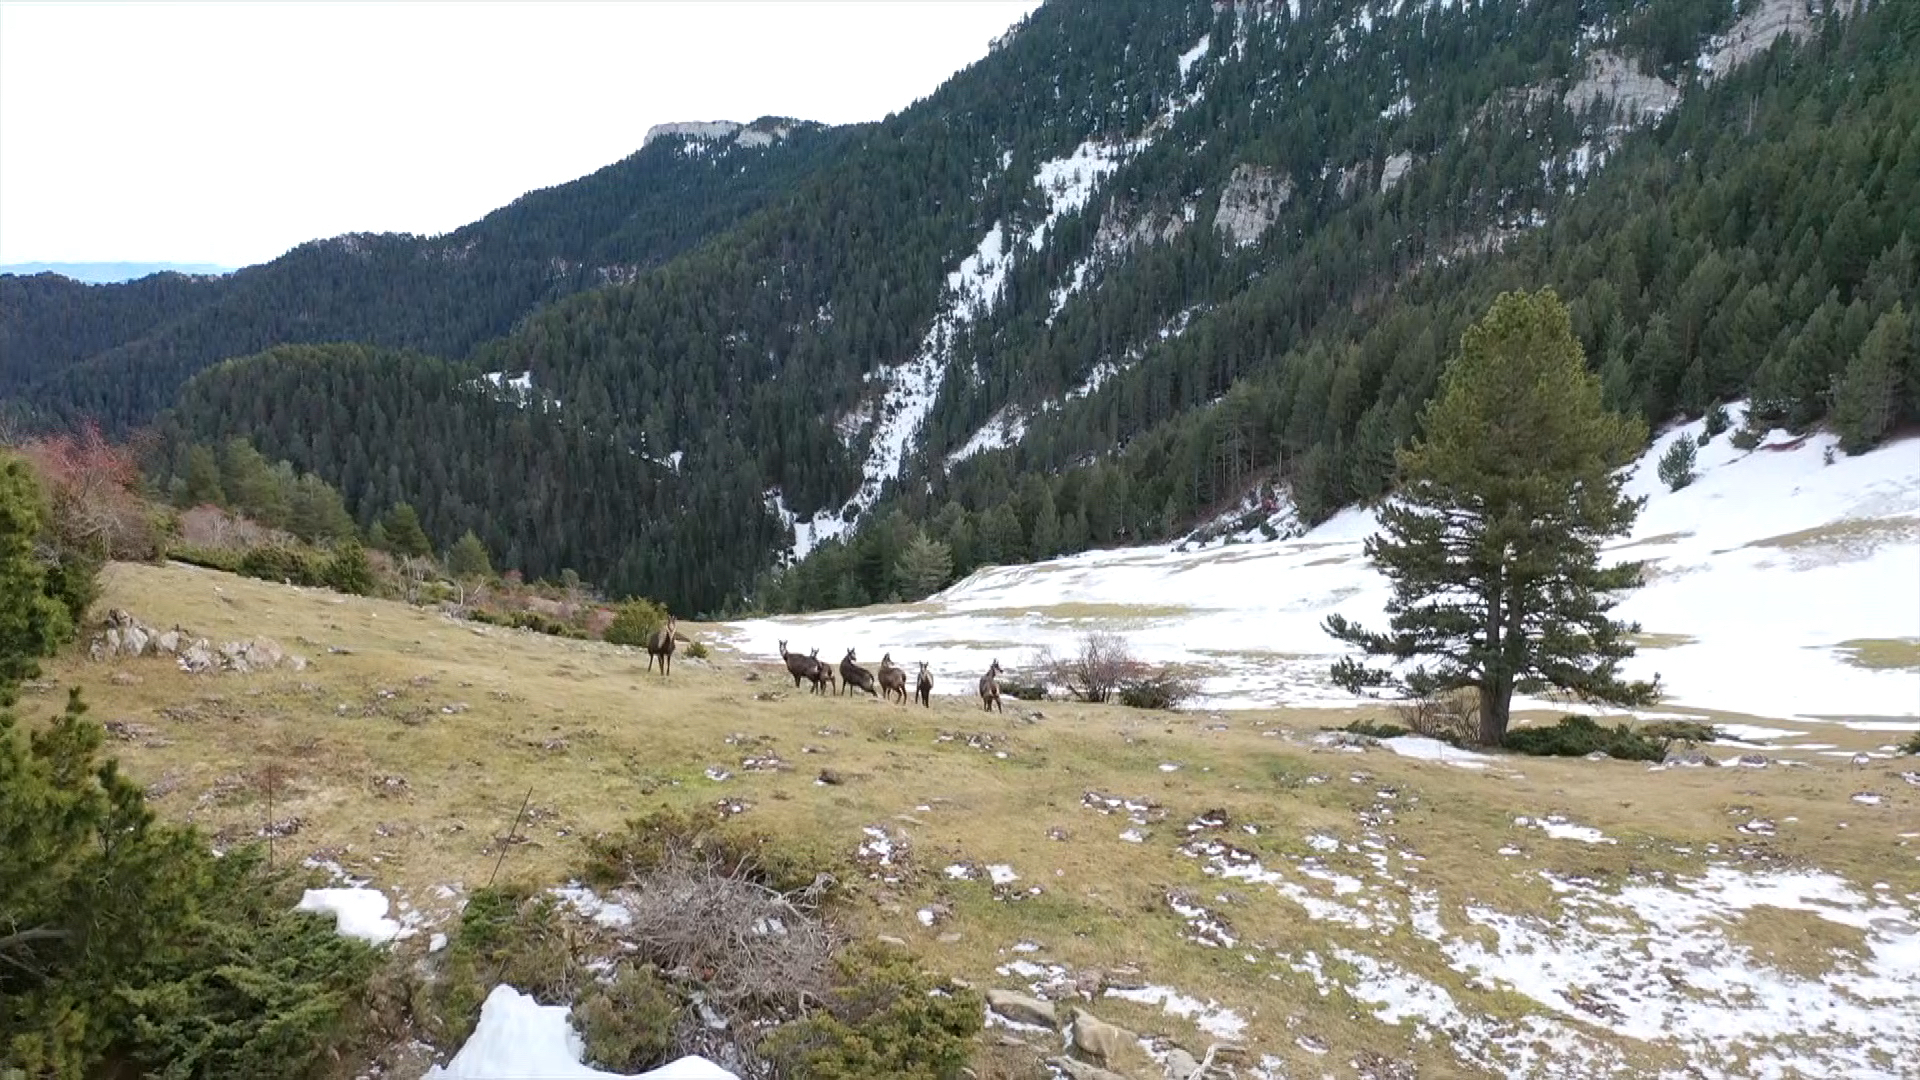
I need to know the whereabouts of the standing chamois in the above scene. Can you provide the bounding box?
[877,652,908,704]
[915,662,933,708]
[779,640,815,688]
[978,659,1003,713]
[807,648,836,695]
[839,648,877,697]
[647,616,677,676]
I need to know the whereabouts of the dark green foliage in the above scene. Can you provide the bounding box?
[999,678,1047,702]
[1501,714,1665,761]
[1832,306,1911,454]
[1116,667,1199,710]
[0,691,377,1077]
[166,544,247,574]
[1658,436,1697,491]
[238,545,328,587]
[685,641,711,660]
[1339,718,1412,740]
[324,539,377,596]
[0,456,74,697]
[581,805,832,898]
[896,533,955,598]
[760,945,982,1080]
[3,122,851,433]
[1703,402,1731,438]
[1639,719,1722,743]
[604,598,670,647]
[1325,290,1659,745]
[1900,731,1920,755]
[424,886,579,1047]
[576,964,679,1071]
[380,502,432,560]
[466,609,587,639]
[447,530,494,580]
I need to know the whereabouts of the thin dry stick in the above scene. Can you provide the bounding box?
[488,788,534,888]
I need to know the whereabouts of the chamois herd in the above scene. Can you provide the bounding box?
[779,641,1004,712]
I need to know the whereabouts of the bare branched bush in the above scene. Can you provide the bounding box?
[1393,687,1482,745]
[621,847,836,1071]
[18,421,163,560]
[1117,667,1199,710]
[1035,632,1142,703]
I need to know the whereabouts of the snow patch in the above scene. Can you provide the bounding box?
[423,985,737,1078]
[296,887,403,945]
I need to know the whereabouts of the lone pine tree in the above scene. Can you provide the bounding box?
[1324,289,1660,746]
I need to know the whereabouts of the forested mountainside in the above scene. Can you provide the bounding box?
[75,1,1920,615]
[0,116,843,431]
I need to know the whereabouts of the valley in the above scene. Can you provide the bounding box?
[31,552,1918,1078]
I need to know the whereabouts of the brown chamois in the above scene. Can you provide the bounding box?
[877,652,908,704]
[978,658,1003,713]
[807,648,835,695]
[647,616,678,676]
[779,640,814,688]
[915,662,933,707]
[839,648,877,697]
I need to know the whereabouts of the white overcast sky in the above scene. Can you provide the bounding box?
[0,1,1040,268]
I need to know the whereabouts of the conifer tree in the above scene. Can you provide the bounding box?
[1831,307,1910,454]
[1324,290,1659,745]
[380,502,432,559]
[447,529,494,580]
[0,457,72,698]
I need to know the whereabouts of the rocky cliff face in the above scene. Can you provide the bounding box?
[1212,164,1293,249]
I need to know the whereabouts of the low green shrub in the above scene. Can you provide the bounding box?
[1502,715,1665,761]
[581,806,832,897]
[238,545,327,587]
[999,678,1046,701]
[1899,731,1920,755]
[466,608,586,639]
[605,598,670,647]
[685,641,711,660]
[759,944,981,1080]
[1340,718,1411,739]
[167,543,247,574]
[575,963,679,1071]
[1116,667,1198,710]
[1639,720,1722,744]
[424,886,580,1047]
[324,539,376,596]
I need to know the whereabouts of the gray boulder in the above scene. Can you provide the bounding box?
[985,989,1056,1029]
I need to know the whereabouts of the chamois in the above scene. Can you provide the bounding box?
[779,640,815,688]
[915,662,933,708]
[978,659,1003,713]
[839,648,877,697]
[807,648,836,695]
[877,652,908,704]
[647,616,677,676]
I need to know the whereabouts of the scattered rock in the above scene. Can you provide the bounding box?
[1312,731,1377,751]
[1049,1056,1129,1080]
[110,671,142,686]
[1663,747,1719,767]
[875,934,908,947]
[1733,753,1770,768]
[986,989,1057,1029]
[1069,1009,1136,1066]
[937,931,963,944]
[1163,1047,1201,1080]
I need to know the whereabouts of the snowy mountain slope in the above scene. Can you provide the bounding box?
[730,416,1920,730]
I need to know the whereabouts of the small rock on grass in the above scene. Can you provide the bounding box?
[986,989,1056,1029]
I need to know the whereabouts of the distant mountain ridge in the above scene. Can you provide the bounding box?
[0,262,236,284]
[15,0,1920,619]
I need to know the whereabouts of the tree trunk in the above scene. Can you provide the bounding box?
[1480,675,1512,746]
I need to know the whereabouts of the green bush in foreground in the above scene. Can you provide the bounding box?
[576,963,679,1071]
[0,692,376,1078]
[1900,731,1920,755]
[760,944,981,1080]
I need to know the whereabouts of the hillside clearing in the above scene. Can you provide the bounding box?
[26,559,1920,1078]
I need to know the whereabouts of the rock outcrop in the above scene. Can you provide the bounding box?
[89,609,307,674]
[1563,50,1680,120]
[1213,164,1293,248]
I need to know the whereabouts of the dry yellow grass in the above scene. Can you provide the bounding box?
[25,560,1920,1077]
